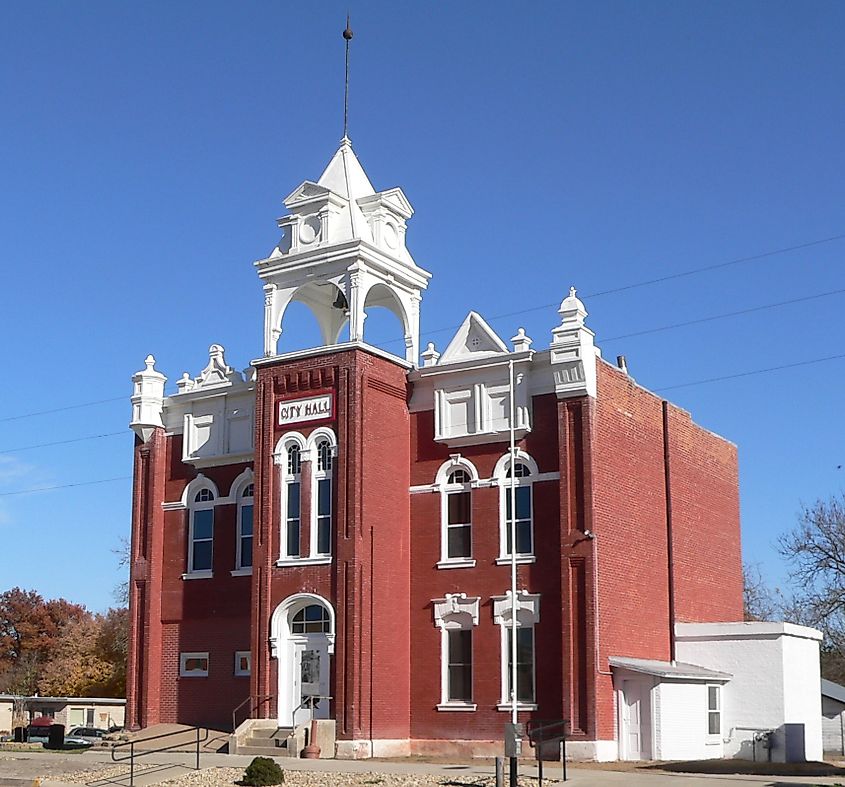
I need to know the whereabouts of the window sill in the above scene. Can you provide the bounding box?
[230,568,253,577]
[179,672,209,678]
[234,673,251,678]
[182,571,213,580]
[496,703,538,712]
[495,556,536,565]
[437,558,477,570]
[275,556,333,567]
[437,702,477,712]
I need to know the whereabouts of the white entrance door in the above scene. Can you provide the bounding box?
[622,679,645,760]
[291,638,330,726]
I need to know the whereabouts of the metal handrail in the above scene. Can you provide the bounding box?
[231,694,274,733]
[110,726,209,787]
[291,695,332,728]
[526,718,569,784]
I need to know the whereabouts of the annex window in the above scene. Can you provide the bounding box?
[314,438,333,557]
[495,452,538,563]
[291,604,331,634]
[492,590,540,710]
[189,489,215,574]
[237,483,254,571]
[433,593,479,711]
[707,685,721,736]
[180,652,209,677]
[234,651,251,677]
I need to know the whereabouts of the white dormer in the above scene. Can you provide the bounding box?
[412,313,534,447]
[130,355,167,443]
[256,137,431,365]
[550,287,597,399]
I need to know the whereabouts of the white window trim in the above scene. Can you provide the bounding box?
[494,451,538,561]
[186,479,217,577]
[706,683,722,742]
[235,475,255,572]
[433,593,479,710]
[274,432,306,561]
[180,651,209,677]
[275,555,333,567]
[435,456,479,568]
[234,651,251,677]
[309,428,337,559]
[492,590,540,707]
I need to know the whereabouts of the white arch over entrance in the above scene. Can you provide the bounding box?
[269,593,336,727]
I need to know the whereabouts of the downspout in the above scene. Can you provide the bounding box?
[661,401,676,663]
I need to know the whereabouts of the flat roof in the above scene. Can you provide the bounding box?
[610,656,732,681]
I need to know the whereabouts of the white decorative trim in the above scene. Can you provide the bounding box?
[434,455,480,487]
[229,467,255,498]
[492,449,539,480]
[182,570,213,580]
[496,703,538,712]
[409,484,436,494]
[230,568,253,577]
[494,556,537,566]
[437,703,477,712]
[275,556,333,567]
[437,559,477,570]
[180,473,221,507]
[491,590,541,626]
[162,501,187,511]
[432,593,480,628]
[234,651,251,677]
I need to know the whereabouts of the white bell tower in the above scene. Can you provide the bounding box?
[255,137,431,365]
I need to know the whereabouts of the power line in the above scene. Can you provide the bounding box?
[402,232,845,344]
[0,476,132,497]
[599,286,845,343]
[0,431,126,455]
[655,352,845,392]
[0,397,125,424]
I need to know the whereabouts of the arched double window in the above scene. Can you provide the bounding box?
[436,458,478,569]
[274,429,336,564]
[495,452,538,563]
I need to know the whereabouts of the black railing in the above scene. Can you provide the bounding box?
[526,718,568,784]
[110,726,208,787]
[231,694,274,734]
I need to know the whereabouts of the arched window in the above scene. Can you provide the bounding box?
[436,458,478,569]
[495,452,538,563]
[236,483,254,571]
[189,488,215,574]
[291,604,331,634]
[313,438,333,557]
[283,444,302,559]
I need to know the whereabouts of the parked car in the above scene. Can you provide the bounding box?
[66,727,107,744]
[62,735,92,748]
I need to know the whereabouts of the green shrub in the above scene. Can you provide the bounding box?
[243,756,285,786]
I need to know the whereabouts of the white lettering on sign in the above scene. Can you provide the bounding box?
[278,394,333,427]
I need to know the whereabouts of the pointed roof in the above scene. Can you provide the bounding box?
[317,137,376,201]
[439,311,510,364]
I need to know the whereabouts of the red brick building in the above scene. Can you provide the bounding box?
[126,138,743,759]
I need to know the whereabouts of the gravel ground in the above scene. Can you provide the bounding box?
[157,767,554,786]
[50,764,556,787]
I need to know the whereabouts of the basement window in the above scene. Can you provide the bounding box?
[180,652,209,677]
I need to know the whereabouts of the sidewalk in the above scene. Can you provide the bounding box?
[3,748,845,787]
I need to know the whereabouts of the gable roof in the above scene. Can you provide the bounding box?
[822,678,845,704]
[439,311,509,365]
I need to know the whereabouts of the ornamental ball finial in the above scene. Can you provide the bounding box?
[343,16,353,40]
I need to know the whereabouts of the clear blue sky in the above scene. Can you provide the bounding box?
[1,1,843,612]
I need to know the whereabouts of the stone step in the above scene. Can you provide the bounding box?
[246,726,292,740]
[236,744,297,757]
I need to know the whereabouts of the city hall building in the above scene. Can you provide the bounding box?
[126,137,821,761]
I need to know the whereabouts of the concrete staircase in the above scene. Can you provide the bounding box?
[230,719,336,759]
[235,724,299,757]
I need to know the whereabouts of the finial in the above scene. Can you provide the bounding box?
[144,354,156,370]
[569,286,577,298]
[343,15,353,140]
